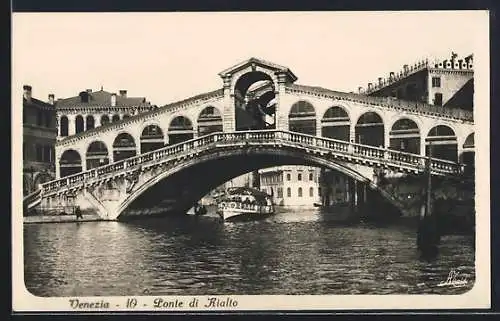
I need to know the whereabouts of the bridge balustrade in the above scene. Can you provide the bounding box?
[41,130,463,198]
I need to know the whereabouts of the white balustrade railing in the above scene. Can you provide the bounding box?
[41,130,463,196]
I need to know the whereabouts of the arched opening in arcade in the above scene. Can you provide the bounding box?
[197,106,223,136]
[389,118,420,154]
[59,149,82,178]
[168,116,194,145]
[288,100,316,136]
[112,114,121,123]
[462,133,474,176]
[123,114,131,120]
[75,115,84,134]
[140,125,165,154]
[234,72,276,131]
[113,132,137,162]
[86,141,110,170]
[86,115,95,131]
[426,125,458,162]
[60,115,69,137]
[101,115,110,126]
[355,112,384,147]
[321,106,350,141]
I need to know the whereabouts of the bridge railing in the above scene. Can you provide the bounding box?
[41,130,463,196]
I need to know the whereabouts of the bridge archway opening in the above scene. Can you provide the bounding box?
[60,116,69,137]
[197,106,223,136]
[86,115,95,131]
[112,114,121,123]
[59,149,82,178]
[168,116,194,145]
[75,115,84,134]
[321,106,350,141]
[101,115,110,126]
[389,118,420,154]
[86,141,110,169]
[462,133,474,175]
[288,100,316,135]
[234,72,276,131]
[355,112,384,147]
[113,132,137,162]
[426,125,457,162]
[140,125,165,153]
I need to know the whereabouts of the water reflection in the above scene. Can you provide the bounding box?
[24,208,475,296]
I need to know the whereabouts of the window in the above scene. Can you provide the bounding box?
[44,113,52,128]
[36,110,43,126]
[298,187,303,197]
[309,172,314,181]
[35,144,42,161]
[318,187,322,197]
[298,173,302,181]
[432,77,441,88]
[278,187,283,198]
[309,187,314,197]
[434,93,443,106]
[287,187,291,197]
[286,173,291,181]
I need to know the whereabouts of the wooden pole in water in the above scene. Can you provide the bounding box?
[417,142,439,258]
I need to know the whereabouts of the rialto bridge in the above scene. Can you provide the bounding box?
[25,58,475,220]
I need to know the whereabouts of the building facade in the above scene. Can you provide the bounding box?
[56,88,154,139]
[361,52,473,111]
[259,166,321,207]
[23,85,57,195]
[55,88,154,177]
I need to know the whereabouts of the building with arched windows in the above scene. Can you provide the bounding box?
[22,85,57,195]
[55,88,154,139]
[259,166,321,207]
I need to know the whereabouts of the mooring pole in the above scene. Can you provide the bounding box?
[417,142,439,258]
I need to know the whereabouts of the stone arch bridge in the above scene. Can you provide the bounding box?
[25,58,474,220]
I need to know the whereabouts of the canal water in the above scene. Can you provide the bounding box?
[24,208,475,297]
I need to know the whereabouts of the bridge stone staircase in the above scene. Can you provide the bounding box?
[26,130,464,214]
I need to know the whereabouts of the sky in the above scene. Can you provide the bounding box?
[13,11,488,106]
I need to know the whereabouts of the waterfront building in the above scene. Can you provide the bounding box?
[55,88,154,139]
[360,52,473,111]
[259,166,321,207]
[23,85,57,195]
[318,169,351,206]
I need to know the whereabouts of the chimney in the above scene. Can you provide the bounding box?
[86,89,92,93]
[378,77,383,86]
[403,64,409,74]
[48,94,55,105]
[119,90,127,98]
[389,72,395,80]
[111,93,117,107]
[23,85,32,101]
[358,86,363,93]
[368,83,373,90]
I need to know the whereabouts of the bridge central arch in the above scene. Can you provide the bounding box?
[234,71,276,131]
